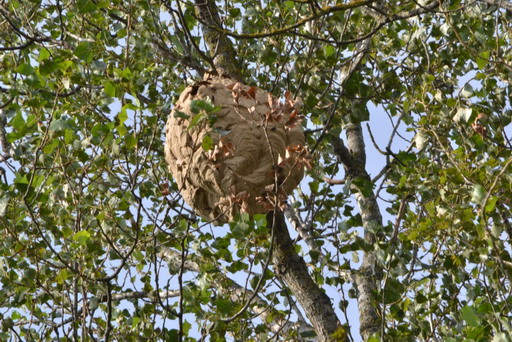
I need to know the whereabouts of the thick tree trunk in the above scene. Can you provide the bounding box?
[193,0,242,80]
[267,211,342,340]
[334,124,383,340]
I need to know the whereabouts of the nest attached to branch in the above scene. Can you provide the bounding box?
[164,75,308,224]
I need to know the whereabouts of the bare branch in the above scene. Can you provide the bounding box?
[284,206,320,253]
[152,40,206,76]
[0,39,35,51]
[323,177,346,185]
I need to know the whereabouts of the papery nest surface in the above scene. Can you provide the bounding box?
[164,75,309,224]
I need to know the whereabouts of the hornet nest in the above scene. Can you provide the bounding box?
[164,75,309,224]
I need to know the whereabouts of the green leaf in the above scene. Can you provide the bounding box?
[461,305,479,327]
[118,107,128,125]
[104,82,116,97]
[59,60,74,72]
[173,110,189,119]
[125,134,137,148]
[188,113,205,129]
[10,112,25,131]
[91,123,111,137]
[351,105,370,123]
[49,119,69,132]
[214,299,233,315]
[476,50,490,70]
[117,124,127,136]
[116,28,127,38]
[122,68,133,80]
[169,35,184,54]
[74,42,94,62]
[56,269,68,285]
[43,139,60,154]
[229,8,241,17]
[16,63,34,76]
[284,1,294,9]
[323,45,336,58]
[39,61,60,76]
[201,135,214,151]
[471,184,486,204]
[485,196,497,213]
[453,107,473,123]
[0,197,9,216]
[189,100,217,114]
[14,174,29,186]
[73,230,91,245]
[383,278,405,304]
[460,84,473,98]
[64,129,76,144]
[77,0,97,13]
[38,47,51,62]
[352,177,374,198]
[167,329,179,342]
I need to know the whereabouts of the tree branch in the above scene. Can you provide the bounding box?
[332,9,387,340]
[152,40,206,76]
[284,206,319,253]
[332,136,356,170]
[193,0,242,79]
[267,211,342,340]
[192,0,374,39]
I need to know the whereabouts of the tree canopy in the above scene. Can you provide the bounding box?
[0,0,511,341]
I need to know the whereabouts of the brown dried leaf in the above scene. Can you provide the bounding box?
[286,144,305,154]
[471,113,488,137]
[247,86,257,99]
[472,123,487,137]
[285,110,303,130]
[206,137,235,162]
[219,136,234,156]
[159,183,170,196]
[282,101,293,114]
[265,108,283,123]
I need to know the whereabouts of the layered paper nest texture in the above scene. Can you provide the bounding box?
[164,76,306,224]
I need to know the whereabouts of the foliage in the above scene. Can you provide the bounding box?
[0,0,511,341]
